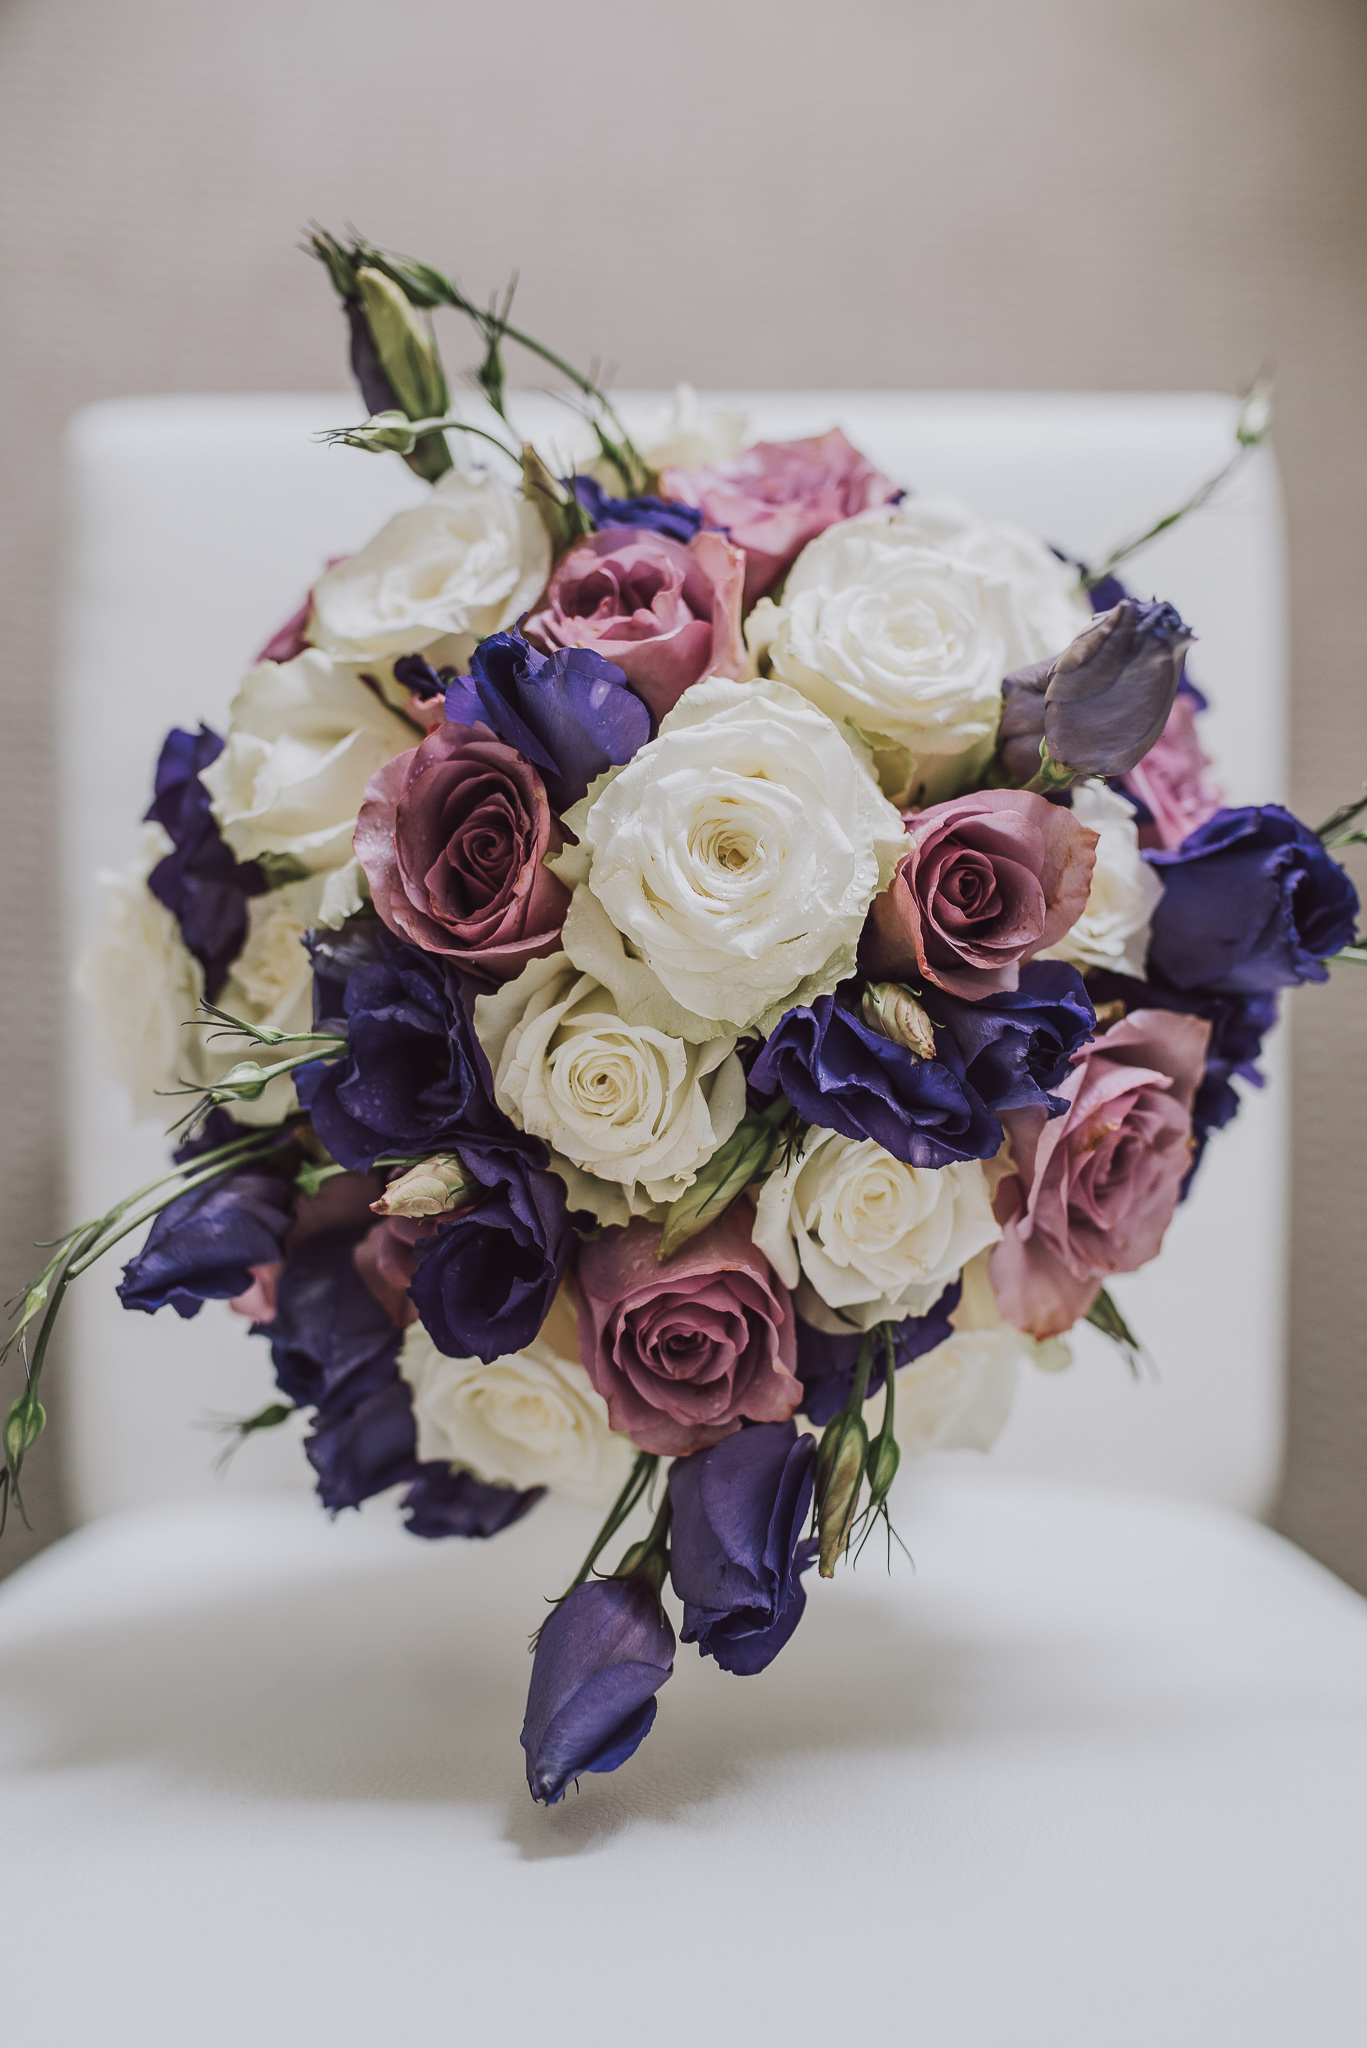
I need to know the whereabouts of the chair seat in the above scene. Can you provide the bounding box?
[2,1469,1365,2046]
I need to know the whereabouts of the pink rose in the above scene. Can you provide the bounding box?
[860,788,1097,999]
[523,526,747,724]
[658,429,901,606]
[1122,692,1224,851]
[989,1009,1212,1339]
[575,1208,801,1457]
[355,720,570,984]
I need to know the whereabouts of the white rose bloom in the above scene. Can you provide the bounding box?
[635,383,748,471]
[307,468,550,666]
[892,1328,1022,1457]
[202,648,413,875]
[399,1288,634,1510]
[1039,779,1162,978]
[474,953,745,1226]
[76,832,316,1127]
[750,500,1091,805]
[556,677,907,1038]
[752,1127,1001,1331]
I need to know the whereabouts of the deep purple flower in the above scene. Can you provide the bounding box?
[408,1145,575,1363]
[570,475,704,546]
[145,725,266,999]
[443,630,650,811]
[401,1465,542,1540]
[795,1283,963,1425]
[999,598,1194,782]
[295,931,521,1173]
[1146,805,1359,994]
[749,991,1002,1168]
[668,1421,818,1675]
[521,1576,675,1805]
[117,1127,296,1319]
[924,962,1096,1118]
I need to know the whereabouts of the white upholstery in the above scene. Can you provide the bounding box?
[59,392,1287,1521]
[2,1473,1366,2046]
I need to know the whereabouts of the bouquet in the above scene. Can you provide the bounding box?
[10,230,1364,1807]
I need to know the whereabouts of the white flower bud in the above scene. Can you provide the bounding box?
[860,981,937,1059]
[372,1153,475,1218]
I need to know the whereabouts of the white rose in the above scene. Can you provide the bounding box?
[473,953,745,1226]
[750,500,1091,805]
[202,648,413,875]
[752,1126,1001,1330]
[555,677,906,1038]
[892,1328,1022,1457]
[635,383,748,471]
[307,468,550,667]
[398,1287,634,1509]
[76,833,315,1126]
[1039,779,1162,978]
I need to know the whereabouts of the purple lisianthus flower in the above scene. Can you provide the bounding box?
[668,1420,819,1676]
[443,630,650,811]
[924,961,1096,1118]
[521,1576,675,1805]
[749,990,1002,1168]
[1146,805,1359,994]
[795,1283,963,1425]
[408,1144,575,1363]
[999,598,1193,782]
[295,930,523,1173]
[569,474,704,546]
[117,1167,295,1319]
[402,1465,542,1540]
[145,726,266,999]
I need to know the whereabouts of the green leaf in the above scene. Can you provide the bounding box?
[1085,1286,1148,1378]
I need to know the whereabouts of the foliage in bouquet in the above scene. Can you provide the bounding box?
[7,230,1362,1808]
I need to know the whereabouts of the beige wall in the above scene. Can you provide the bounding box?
[2,0,1365,1579]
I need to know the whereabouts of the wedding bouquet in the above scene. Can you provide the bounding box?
[10,231,1364,1807]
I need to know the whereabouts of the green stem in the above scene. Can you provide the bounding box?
[537,1450,659,1631]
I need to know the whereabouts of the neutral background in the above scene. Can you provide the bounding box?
[1,0,1364,1584]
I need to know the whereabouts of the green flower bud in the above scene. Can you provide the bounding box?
[860,982,937,1059]
[4,1392,45,1474]
[864,1428,900,1512]
[371,1153,475,1219]
[356,267,449,424]
[816,1409,869,1577]
[657,1102,787,1262]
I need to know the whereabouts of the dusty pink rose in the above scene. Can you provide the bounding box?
[575,1207,801,1457]
[228,1172,384,1327]
[1122,692,1224,851]
[860,788,1097,998]
[354,1215,436,1330]
[522,526,747,724]
[355,720,569,984]
[658,429,901,606]
[989,1009,1212,1339]
[229,1263,283,1323]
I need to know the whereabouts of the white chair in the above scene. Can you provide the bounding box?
[0,394,1362,2048]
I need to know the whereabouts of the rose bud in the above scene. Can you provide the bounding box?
[370,1154,475,1219]
[998,598,1194,783]
[860,981,937,1059]
[521,1576,675,1805]
[668,1421,819,1675]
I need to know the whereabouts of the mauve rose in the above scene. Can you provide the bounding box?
[354,720,569,984]
[861,787,1097,999]
[575,1207,801,1457]
[989,1009,1211,1339]
[522,526,747,725]
[1121,691,1224,851]
[658,429,901,607]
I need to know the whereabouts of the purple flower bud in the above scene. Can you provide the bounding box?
[999,599,1193,781]
[521,1578,675,1805]
[668,1421,818,1675]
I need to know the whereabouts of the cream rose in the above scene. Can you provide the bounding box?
[749,500,1091,804]
[891,1328,1022,1456]
[398,1287,633,1509]
[1039,779,1162,978]
[307,468,550,667]
[202,648,413,877]
[752,1126,1001,1331]
[554,677,907,1038]
[473,952,745,1226]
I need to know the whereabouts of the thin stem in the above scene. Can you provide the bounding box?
[1084,438,1253,590]
[536,1450,658,1633]
[321,415,521,465]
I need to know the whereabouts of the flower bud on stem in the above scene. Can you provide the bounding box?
[815,1330,876,1577]
[371,1153,475,1219]
[534,1449,660,1643]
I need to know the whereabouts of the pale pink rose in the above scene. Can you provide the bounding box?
[860,788,1097,999]
[1122,692,1224,851]
[575,1208,801,1457]
[523,526,747,724]
[354,721,569,985]
[989,1009,1212,1339]
[659,429,901,606]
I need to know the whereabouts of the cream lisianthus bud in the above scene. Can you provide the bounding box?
[372,1154,475,1218]
[860,981,937,1059]
[355,266,449,424]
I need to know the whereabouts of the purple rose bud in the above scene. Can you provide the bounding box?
[521,1577,675,1805]
[668,1421,819,1675]
[999,599,1193,782]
